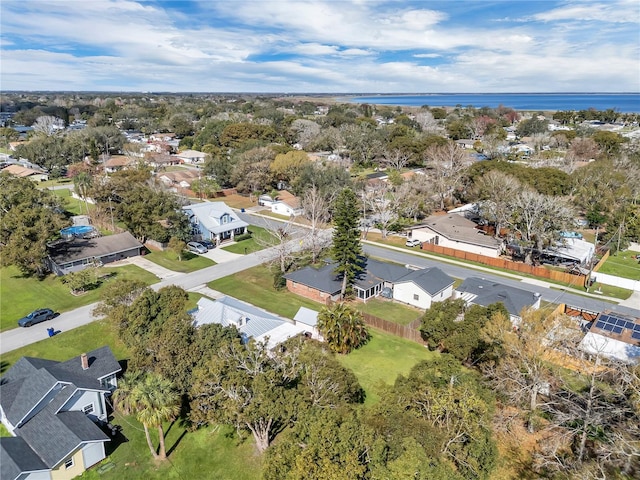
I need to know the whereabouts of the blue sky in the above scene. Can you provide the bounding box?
[1,0,638,93]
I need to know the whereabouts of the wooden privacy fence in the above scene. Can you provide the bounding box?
[420,243,587,286]
[361,312,425,344]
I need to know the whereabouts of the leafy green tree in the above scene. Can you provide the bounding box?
[592,130,628,157]
[73,171,93,215]
[60,266,98,294]
[0,174,67,276]
[331,188,362,298]
[420,298,465,350]
[167,237,187,261]
[263,407,377,480]
[190,339,302,452]
[317,303,369,355]
[113,371,181,461]
[516,116,548,137]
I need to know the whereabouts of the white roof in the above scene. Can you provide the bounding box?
[546,238,595,263]
[183,201,248,235]
[192,297,305,350]
[579,332,640,364]
[175,149,207,158]
[293,306,319,327]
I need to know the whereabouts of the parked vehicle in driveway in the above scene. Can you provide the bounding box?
[187,241,208,254]
[405,239,422,247]
[200,239,216,249]
[18,308,56,327]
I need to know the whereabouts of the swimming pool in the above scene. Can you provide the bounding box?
[60,225,96,237]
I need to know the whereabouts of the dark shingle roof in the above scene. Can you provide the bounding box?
[0,347,121,426]
[18,408,108,468]
[47,231,142,265]
[396,267,454,295]
[1,437,48,480]
[456,277,539,318]
[283,263,343,294]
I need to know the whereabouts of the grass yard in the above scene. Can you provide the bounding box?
[144,249,215,273]
[80,422,261,480]
[38,178,74,189]
[208,265,321,318]
[221,226,277,254]
[52,187,93,216]
[0,264,159,332]
[217,193,255,210]
[596,252,640,280]
[338,328,438,406]
[358,298,422,326]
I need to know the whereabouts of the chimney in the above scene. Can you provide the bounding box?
[80,353,89,370]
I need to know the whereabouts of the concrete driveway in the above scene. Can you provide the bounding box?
[199,245,243,263]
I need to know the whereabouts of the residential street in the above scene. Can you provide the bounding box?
[1,221,638,355]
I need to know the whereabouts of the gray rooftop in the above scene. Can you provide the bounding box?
[0,347,121,426]
[414,214,502,249]
[1,437,49,480]
[18,409,108,468]
[47,231,142,265]
[293,307,319,327]
[395,267,454,295]
[456,277,540,318]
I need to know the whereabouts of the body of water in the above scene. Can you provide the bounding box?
[345,93,640,113]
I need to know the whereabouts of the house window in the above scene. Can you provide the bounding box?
[83,403,94,415]
[413,294,420,301]
[64,458,74,469]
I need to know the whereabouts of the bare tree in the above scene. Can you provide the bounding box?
[424,142,469,211]
[381,148,411,170]
[415,110,441,134]
[302,185,332,263]
[506,189,575,264]
[474,170,522,238]
[253,219,299,274]
[32,115,64,136]
[395,173,434,222]
[290,119,321,149]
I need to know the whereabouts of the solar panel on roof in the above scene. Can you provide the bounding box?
[603,323,614,332]
[625,322,636,330]
[632,331,640,340]
[612,326,623,334]
[595,321,606,329]
[616,319,627,327]
[599,315,609,323]
[634,324,640,332]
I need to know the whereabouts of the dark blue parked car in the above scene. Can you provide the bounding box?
[18,308,56,327]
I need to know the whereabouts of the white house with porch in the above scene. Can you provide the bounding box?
[183,201,248,244]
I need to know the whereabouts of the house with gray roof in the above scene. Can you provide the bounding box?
[191,296,313,349]
[46,231,143,276]
[409,214,503,258]
[454,277,541,325]
[284,257,451,308]
[284,257,411,304]
[393,267,455,309]
[183,201,248,245]
[0,347,121,480]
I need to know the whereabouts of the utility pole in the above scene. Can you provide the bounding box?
[586,225,599,292]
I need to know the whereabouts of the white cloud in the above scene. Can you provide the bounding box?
[414,53,442,58]
[533,0,640,23]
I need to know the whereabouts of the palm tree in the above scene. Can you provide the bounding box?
[317,303,369,354]
[113,371,181,460]
[73,171,93,215]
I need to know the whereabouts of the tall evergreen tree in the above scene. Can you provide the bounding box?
[331,188,362,298]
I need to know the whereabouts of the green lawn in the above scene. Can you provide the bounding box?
[596,252,640,280]
[208,265,321,318]
[144,250,215,273]
[221,226,278,254]
[338,328,438,406]
[80,423,261,480]
[52,187,93,216]
[359,298,422,326]
[0,264,159,332]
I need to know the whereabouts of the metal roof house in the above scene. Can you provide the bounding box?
[191,296,314,349]
[0,347,121,480]
[454,277,541,325]
[182,201,248,245]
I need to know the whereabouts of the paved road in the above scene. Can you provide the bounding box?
[2,216,638,355]
[362,243,640,316]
